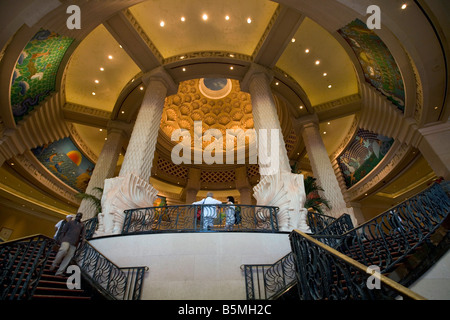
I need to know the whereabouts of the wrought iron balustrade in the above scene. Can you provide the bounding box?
[122,204,279,234]
[83,216,98,239]
[290,230,425,300]
[74,240,148,300]
[0,235,55,300]
[242,252,297,300]
[336,182,450,273]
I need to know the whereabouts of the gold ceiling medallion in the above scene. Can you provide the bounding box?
[199,78,232,100]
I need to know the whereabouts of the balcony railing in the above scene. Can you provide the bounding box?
[122,204,279,234]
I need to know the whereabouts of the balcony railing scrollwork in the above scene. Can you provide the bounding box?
[122,204,279,234]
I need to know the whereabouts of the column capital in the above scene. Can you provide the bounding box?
[107,120,133,138]
[142,66,178,96]
[240,63,274,93]
[294,113,319,133]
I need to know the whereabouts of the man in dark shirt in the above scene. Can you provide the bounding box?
[50,212,85,276]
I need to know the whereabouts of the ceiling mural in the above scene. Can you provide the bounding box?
[338,19,405,112]
[11,29,73,123]
[337,128,394,188]
[31,137,94,193]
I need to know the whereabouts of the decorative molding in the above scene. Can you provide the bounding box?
[251,4,282,60]
[164,51,253,65]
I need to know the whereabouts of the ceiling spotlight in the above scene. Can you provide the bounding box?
[121,111,125,114]
[202,14,208,21]
[100,67,104,71]
[230,66,234,70]
[275,82,279,85]
[140,86,144,90]
[299,105,303,109]
[182,67,186,72]
[401,4,407,9]
[99,129,103,131]
[94,79,99,84]
[315,60,320,65]
[291,38,296,43]
[225,15,230,21]
[323,72,327,76]
[119,45,122,49]
[181,17,185,22]
[247,17,252,24]
[92,92,96,95]
[160,21,165,27]
[108,55,113,60]
[305,49,310,53]
[328,84,332,88]
[323,131,327,134]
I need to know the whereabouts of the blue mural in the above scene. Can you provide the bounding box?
[32,137,94,193]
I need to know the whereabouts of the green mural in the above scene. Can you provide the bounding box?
[11,29,73,123]
[337,129,394,188]
[338,19,405,112]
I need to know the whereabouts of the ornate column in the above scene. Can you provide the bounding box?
[78,120,131,220]
[241,63,310,232]
[185,168,201,204]
[297,114,357,223]
[417,121,450,180]
[97,67,178,235]
[235,166,252,205]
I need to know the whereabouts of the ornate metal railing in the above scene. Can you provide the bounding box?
[0,235,55,300]
[122,204,279,234]
[337,182,450,274]
[74,240,148,300]
[83,217,98,239]
[290,230,425,300]
[242,252,296,300]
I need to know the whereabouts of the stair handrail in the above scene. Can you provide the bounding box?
[0,234,55,300]
[290,229,426,300]
[74,239,148,300]
[337,182,450,273]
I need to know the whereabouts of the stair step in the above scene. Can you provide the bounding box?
[32,294,91,300]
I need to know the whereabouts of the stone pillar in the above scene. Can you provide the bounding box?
[185,168,201,204]
[97,67,178,235]
[235,166,252,205]
[78,120,131,220]
[417,121,450,180]
[297,114,356,222]
[241,63,310,232]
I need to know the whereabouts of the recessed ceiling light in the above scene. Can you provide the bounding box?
[100,67,104,71]
[229,54,235,58]
[121,111,125,114]
[291,38,296,43]
[202,14,208,21]
[182,67,186,72]
[299,105,303,109]
[160,21,165,27]
[275,82,279,85]
[108,55,113,60]
[225,15,230,21]
[180,55,185,60]
[247,18,252,24]
[181,17,185,22]
[323,72,327,76]
[327,122,330,125]
[323,131,327,134]
[401,4,407,9]
[94,79,99,84]
[230,66,234,70]
[105,138,108,140]
[328,85,332,88]
[92,92,96,95]
[140,86,144,90]
[119,45,122,49]
[99,129,103,131]
[315,60,320,65]
[305,49,310,53]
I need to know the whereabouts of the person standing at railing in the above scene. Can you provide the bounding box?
[193,192,222,230]
[50,212,86,276]
[225,196,236,230]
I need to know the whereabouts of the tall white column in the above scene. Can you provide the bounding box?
[78,120,131,220]
[241,63,310,232]
[97,67,178,235]
[297,114,357,223]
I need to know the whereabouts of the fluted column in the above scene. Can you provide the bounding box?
[235,166,252,205]
[241,63,310,232]
[78,120,131,220]
[297,114,355,221]
[185,168,201,204]
[97,67,178,235]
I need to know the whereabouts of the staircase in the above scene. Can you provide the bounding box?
[244,181,450,300]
